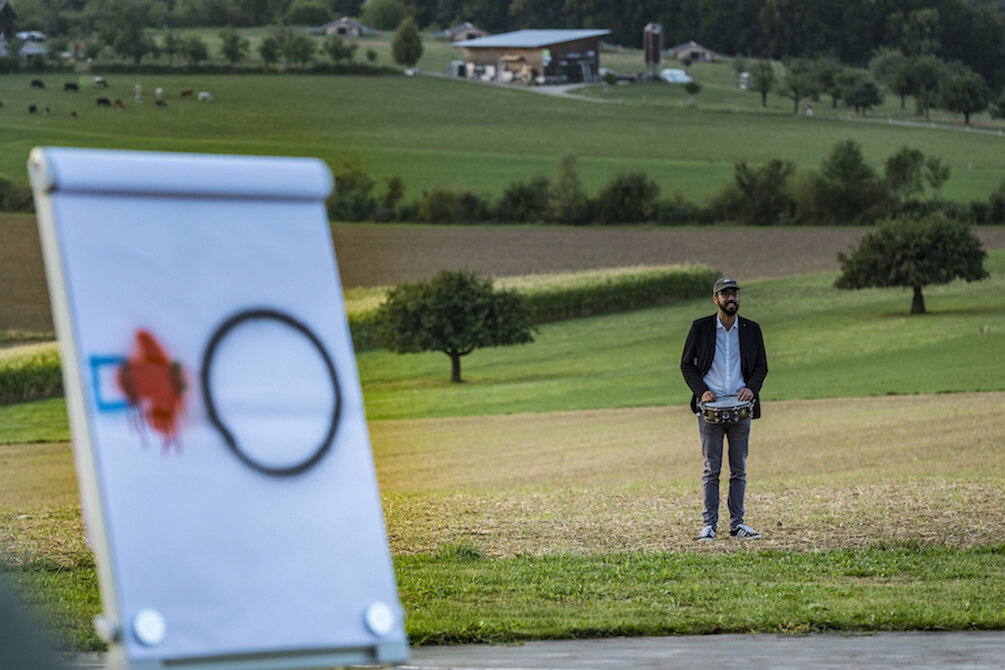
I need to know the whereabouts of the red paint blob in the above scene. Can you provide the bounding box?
[117,330,187,449]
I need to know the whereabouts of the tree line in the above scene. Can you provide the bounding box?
[9,1,1005,87]
[324,142,1005,227]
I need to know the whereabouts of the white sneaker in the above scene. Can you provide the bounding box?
[697,525,716,541]
[730,524,761,539]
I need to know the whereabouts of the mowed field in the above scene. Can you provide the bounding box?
[2,67,1005,206]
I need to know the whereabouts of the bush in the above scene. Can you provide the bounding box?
[0,177,34,213]
[731,159,796,226]
[988,181,1005,225]
[327,156,376,221]
[416,188,491,224]
[0,56,22,73]
[545,154,589,224]
[286,0,333,25]
[818,139,889,224]
[651,193,702,225]
[595,171,660,223]
[495,176,551,223]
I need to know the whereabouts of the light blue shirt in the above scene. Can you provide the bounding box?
[702,315,744,397]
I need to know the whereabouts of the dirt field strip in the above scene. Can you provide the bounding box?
[371,392,1005,556]
[3,393,1003,564]
[6,216,1005,332]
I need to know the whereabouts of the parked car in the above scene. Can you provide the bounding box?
[659,68,693,84]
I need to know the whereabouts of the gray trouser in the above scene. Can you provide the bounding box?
[698,414,750,532]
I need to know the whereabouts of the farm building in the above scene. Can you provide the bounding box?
[667,40,715,62]
[321,17,371,37]
[445,21,489,42]
[453,29,611,85]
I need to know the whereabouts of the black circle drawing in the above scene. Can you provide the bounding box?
[200,308,341,477]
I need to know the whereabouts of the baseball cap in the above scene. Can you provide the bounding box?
[713,277,740,295]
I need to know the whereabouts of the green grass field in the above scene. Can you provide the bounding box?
[3,58,1004,206]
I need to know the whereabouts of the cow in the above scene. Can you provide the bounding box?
[71,110,78,118]
[94,77,109,88]
[42,106,49,117]
[29,104,37,114]
[180,89,193,98]
[197,91,213,102]
[96,97,112,107]
[114,99,127,110]
[64,82,79,92]
[30,79,45,89]
[0,101,4,108]
[155,87,164,102]
[155,99,167,108]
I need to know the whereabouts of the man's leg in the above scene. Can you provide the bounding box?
[725,419,751,532]
[698,414,725,530]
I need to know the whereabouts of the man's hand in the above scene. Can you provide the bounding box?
[737,387,754,402]
[701,390,717,403]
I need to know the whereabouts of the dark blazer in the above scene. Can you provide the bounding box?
[680,314,768,418]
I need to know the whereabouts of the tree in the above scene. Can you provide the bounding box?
[924,157,951,199]
[161,31,182,66]
[749,59,775,108]
[779,58,820,114]
[391,16,422,67]
[375,270,535,383]
[95,0,162,65]
[286,0,333,25]
[183,35,209,65]
[906,55,945,120]
[869,48,911,109]
[283,33,317,67]
[732,159,796,226]
[991,92,1005,120]
[885,8,941,58]
[258,35,280,69]
[818,139,887,223]
[835,215,988,314]
[363,0,409,30]
[810,57,842,108]
[596,171,660,223]
[884,146,925,203]
[219,25,250,65]
[937,70,991,127]
[323,33,357,64]
[545,154,588,224]
[836,70,883,116]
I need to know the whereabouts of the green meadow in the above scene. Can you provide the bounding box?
[2,61,1005,205]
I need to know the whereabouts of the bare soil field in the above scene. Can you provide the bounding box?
[4,214,1005,332]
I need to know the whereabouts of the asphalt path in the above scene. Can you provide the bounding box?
[66,632,1005,669]
[403,633,1005,669]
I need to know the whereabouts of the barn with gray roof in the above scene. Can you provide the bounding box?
[453,29,611,85]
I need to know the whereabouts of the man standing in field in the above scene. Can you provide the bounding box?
[680,277,768,541]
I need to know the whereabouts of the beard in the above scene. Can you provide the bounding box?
[720,300,738,315]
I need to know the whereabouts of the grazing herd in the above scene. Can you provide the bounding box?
[6,76,215,118]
